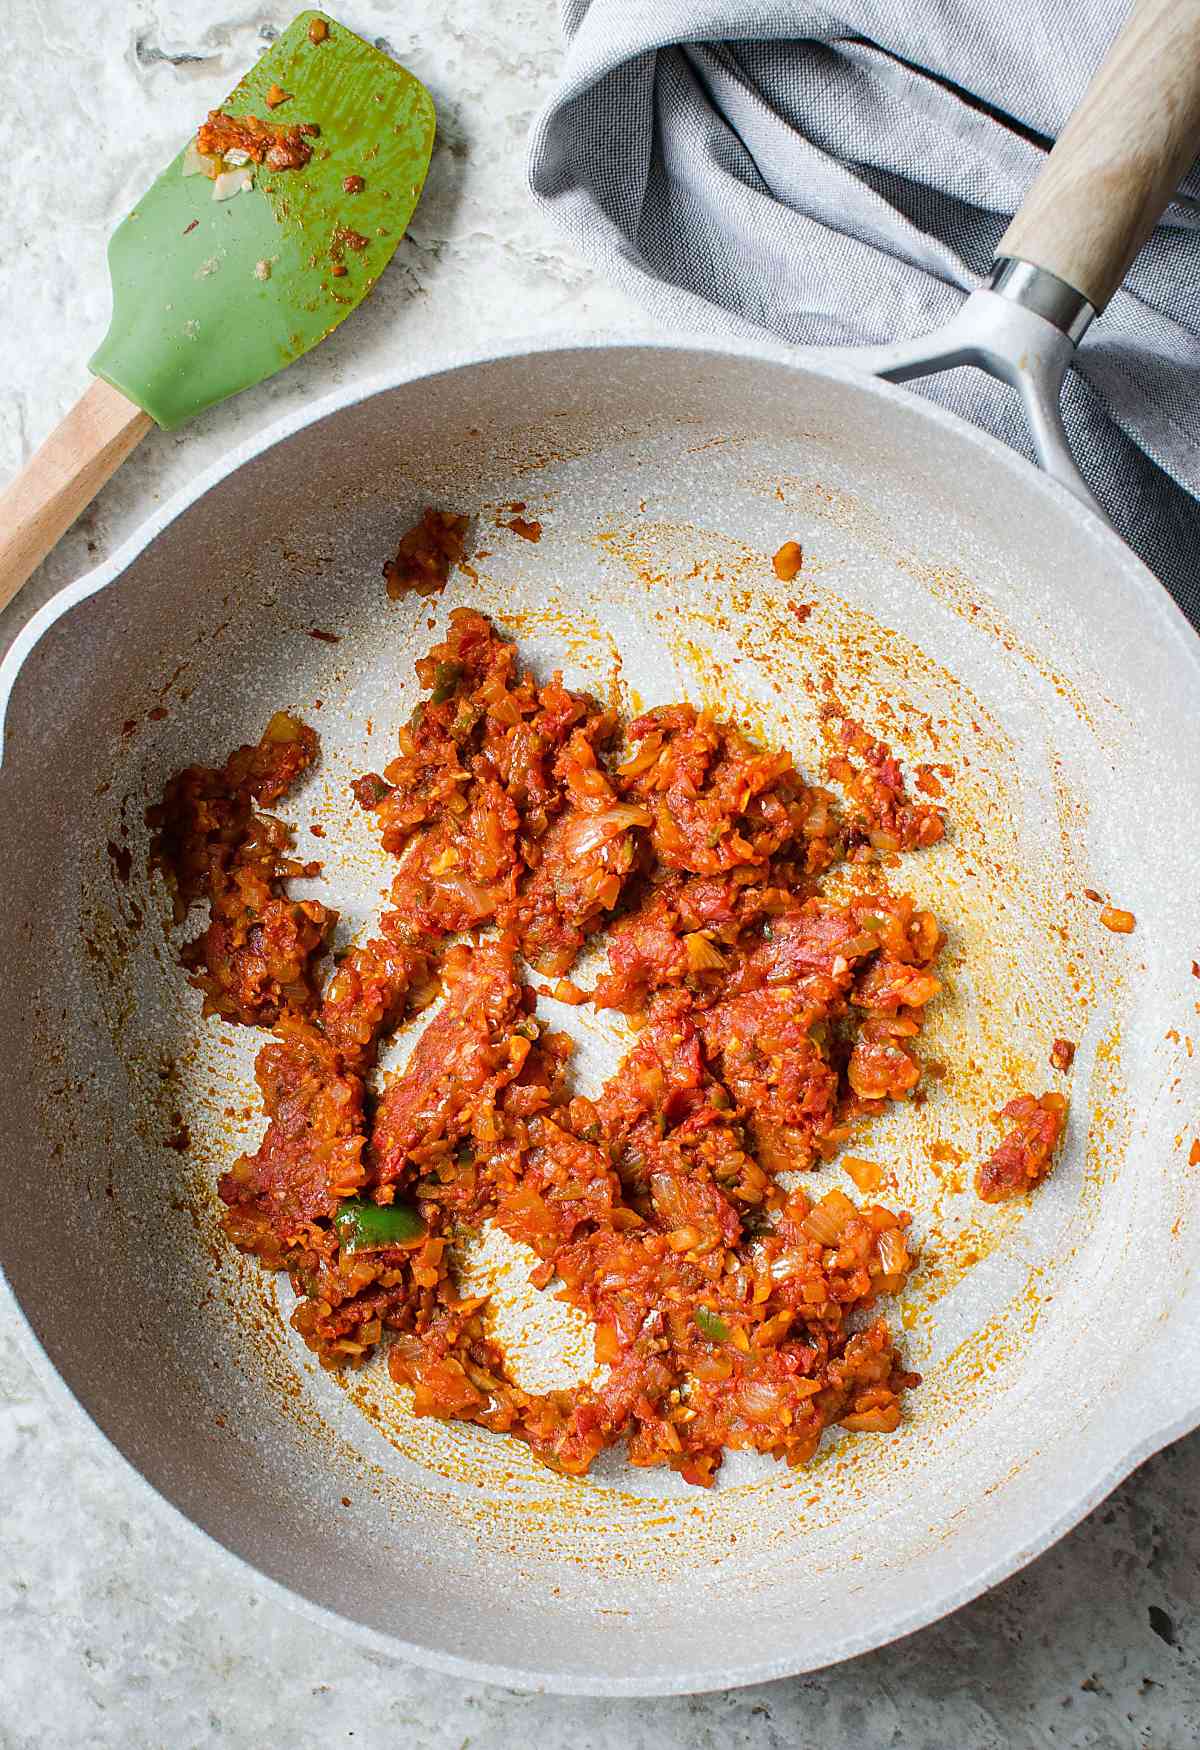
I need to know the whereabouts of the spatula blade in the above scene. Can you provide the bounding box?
[89,11,435,429]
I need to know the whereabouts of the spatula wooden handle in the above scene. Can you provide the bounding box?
[998,0,1200,314]
[0,380,153,614]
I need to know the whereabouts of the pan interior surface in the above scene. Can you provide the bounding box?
[1,344,1198,1693]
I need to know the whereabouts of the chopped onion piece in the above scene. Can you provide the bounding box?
[739,1377,785,1422]
[559,804,650,860]
[801,1187,856,1246]
[212,166,253,202]
[684,931,726,972]
[616,735,662,778]
[769,1251,805,1283]
[876,1227,909,1278]
[264,710,306,744]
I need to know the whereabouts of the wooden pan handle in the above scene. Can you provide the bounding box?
[998,0,1200,314]
[0,380,153,615]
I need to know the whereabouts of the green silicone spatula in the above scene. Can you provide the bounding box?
[0,10,434,609]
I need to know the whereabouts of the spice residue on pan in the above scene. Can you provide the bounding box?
[496,501,544,543]
[753,473,1114,740]
[506,516,542,543]
[107,839,133,885]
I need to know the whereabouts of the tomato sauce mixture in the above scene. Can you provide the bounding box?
[975,1093,1069,1202]
[154,566,1069,1487]
[196,109,319,171]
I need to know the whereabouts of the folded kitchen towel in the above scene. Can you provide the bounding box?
[527,0,1200,621]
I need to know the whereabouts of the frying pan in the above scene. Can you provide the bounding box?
[1,0,1199,1698]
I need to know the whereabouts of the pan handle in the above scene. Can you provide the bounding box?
[837,286,1101,515]
[810,0,1200,522]
[997,0,1200,318]
[954,0,1200,513]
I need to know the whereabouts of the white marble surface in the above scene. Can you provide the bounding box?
[2,3,1199,1745]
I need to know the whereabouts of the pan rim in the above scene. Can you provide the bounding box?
[6,1284,1197,1697]
[3,328,1198,756]
[3,329,1199,1694]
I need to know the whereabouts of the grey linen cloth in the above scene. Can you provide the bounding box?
[527,1,1200,621]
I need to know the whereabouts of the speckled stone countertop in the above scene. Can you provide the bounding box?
[1,4,1198,1745]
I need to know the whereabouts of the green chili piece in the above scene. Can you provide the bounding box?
[696,1306,731,1343]
[430,660,463,704]
[334,1198,426,1253]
